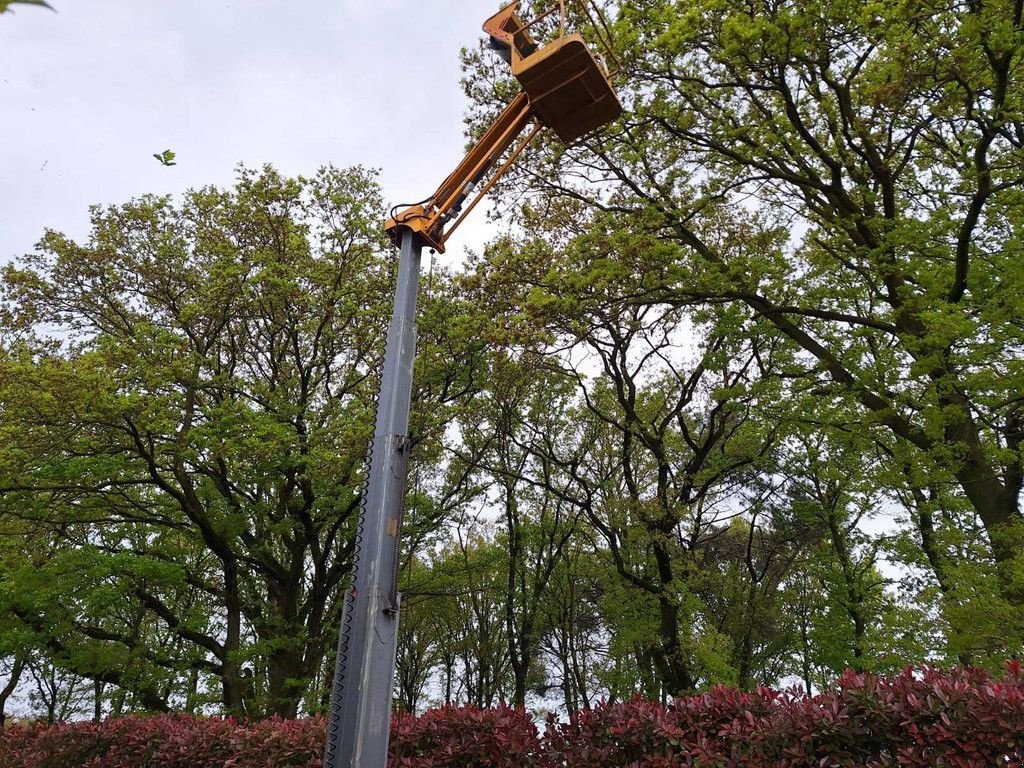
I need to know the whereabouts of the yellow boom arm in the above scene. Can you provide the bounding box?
[384,1,621,253]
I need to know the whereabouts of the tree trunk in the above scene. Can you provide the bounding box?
[825,511,868,669]
[652,591,694,695]
[651,541,694,695]
[266,647,305,718]
[0,653,26,729]
[93,679,103,722]
[222,560,246,715]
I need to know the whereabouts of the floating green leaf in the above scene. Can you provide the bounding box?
[152,149,176,166]
[0,0,54,14]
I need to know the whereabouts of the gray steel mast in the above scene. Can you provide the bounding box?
[324,228,422,768]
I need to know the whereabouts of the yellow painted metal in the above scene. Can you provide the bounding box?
[385,2,623,252]
[484,1,621,144]
[513,33,620,144]
[383,92,534,252]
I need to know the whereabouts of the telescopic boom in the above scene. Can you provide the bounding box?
[325,4,622,767]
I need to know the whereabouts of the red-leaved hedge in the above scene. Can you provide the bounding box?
[1,666,1021,768]
[390,704,543,767]
[547,665,1024,767]
[0,714,324,768]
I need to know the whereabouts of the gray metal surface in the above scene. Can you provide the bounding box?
[324,228,422,768]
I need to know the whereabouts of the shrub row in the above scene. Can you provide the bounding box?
[0,715,324,768]
[2,666,1021,767]
[546,665,1024,767]
[0,706,539,768]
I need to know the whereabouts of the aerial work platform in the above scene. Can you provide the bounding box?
[327,6,623,766]
[484,2,622,144]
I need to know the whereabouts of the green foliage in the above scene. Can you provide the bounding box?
[5,0,1023,718]
[422,0,1024,705]
[0,165,397,717]
[151,150,176,167]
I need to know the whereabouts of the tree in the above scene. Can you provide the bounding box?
[393,556,445,714]
[464,0,1024,636]
[423,524,513,708]
[0,165,395,717]
[606,0,1024,596]
[451,349,583,707]
[460,226,788,696]
[25,655,90,724]
[692,508,805,690]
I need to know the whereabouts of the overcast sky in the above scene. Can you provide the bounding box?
[1,0,498,266]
